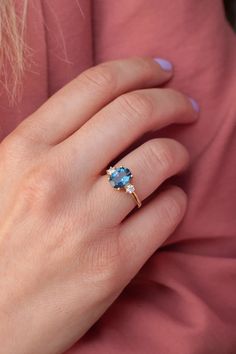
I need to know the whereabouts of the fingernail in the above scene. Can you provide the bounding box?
[188,97,200,113]
[153,58,173,72]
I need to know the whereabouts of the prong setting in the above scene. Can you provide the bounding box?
[125,184,135,194]
[107,166,132,189]
[106,166,116,176]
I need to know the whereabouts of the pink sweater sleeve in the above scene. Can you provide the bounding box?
[67,1,236,353]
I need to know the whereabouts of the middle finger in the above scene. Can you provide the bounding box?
[55,88,198,177]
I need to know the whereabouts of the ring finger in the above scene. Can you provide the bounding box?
[91,138,189,225]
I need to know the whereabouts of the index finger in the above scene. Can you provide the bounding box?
[15,57,173,144]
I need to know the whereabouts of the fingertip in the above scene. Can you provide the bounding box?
[166,184,187,199]
[187,97,200,122]
[165,185,188,217]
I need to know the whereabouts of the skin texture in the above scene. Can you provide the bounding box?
[0,57,198,354]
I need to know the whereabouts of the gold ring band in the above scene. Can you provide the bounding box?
[130,191,142,208]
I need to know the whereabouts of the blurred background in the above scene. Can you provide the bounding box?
[224,0,236,30]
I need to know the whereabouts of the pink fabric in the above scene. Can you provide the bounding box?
[1,0,236,352]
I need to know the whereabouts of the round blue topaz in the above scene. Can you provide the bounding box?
[109,167,132,189]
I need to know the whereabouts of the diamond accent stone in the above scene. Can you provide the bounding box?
[125,184,135,194]
[106,167,116,176]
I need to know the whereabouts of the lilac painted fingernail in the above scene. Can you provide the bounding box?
[188,97,200,113]
[153,58,173,72]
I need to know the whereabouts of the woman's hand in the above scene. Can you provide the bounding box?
[0,57,198,354]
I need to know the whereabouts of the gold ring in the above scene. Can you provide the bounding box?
[106,166,142,208]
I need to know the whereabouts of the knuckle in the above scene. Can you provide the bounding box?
[79,63,117,93]
[0,132,26,159]
[162,193,184,226]
[14,118,45,144]
[116,91,154,123]
[0,120,40,159]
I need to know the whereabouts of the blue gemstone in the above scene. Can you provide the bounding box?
[109,167,132,189]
